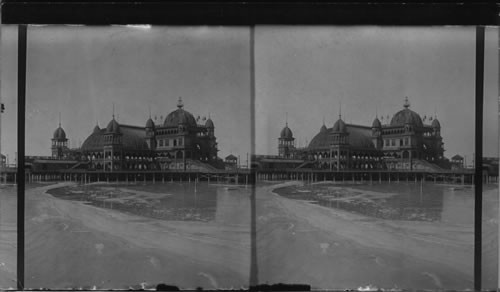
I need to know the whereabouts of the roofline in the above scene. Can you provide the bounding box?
[119,124,145,130]
[345,124,371,130]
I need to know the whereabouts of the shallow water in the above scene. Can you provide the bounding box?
[259,181,499,290]
[47,182,241,222]
[274,182,476,224]
[13,181,500,289]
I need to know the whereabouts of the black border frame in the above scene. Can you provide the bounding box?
[3,2,497,291]
[1,2,498,26]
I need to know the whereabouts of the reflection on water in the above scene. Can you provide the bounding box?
[47,183,221,222]
[275,182,474,224]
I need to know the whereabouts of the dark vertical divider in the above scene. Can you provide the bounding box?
[474,25,484,292]
[249,25,258,287]
[16,24,27,290]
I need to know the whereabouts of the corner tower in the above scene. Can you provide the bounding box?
[51,113,69,159]
[278,113,295,158]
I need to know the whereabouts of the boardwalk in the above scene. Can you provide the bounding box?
[0,166,495,186]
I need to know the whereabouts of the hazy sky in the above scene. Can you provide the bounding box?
[1,25,252,162]
[255,26,498,161]
[0,26,498,165]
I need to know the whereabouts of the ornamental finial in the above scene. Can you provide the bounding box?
[177,97,184,109]
[339,100,342,119]
[404,96,410,109]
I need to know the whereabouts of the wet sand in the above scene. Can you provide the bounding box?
[5,180,498,289]
[0,185,17,288]
[482,185,499,288]
[25,182,251,289]
[257,181,477,290]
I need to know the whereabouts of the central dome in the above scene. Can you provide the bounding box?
[164,108,197,127]
[390,97,423,128]
[163,97,197,128]
[390,109,423,127]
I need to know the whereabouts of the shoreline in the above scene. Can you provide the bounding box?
[257,180,474,289]
[268,180,474,259]
[25,182,251,289]
[4,180,495,289]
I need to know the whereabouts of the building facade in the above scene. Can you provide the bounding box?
[275,97,446,171]
[57,98,222,171]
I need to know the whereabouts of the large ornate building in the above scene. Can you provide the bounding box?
[52,98,222,171]
[276,97,445,171]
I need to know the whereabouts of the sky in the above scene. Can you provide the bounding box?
[1,25,252,163]
[0,26,498,165]
[255,26,498,163]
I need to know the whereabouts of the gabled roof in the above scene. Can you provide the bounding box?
[81,124,149,152]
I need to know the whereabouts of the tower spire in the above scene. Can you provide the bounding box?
[58,112,61,127]
[177,96,184,109]
[149,104,152,119]
[285,112,288,127]
[112,102,115,119]
[339,100,342,119]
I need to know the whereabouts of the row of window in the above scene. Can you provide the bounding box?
[158,137,183,147]
[382,128,408,135]
[156,129,179,135]
[104,135,122,144]
[384,137,410,147]
[313,154,382,161]
[51,141,67,146]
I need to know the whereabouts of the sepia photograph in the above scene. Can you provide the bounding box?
[253,26,498,290]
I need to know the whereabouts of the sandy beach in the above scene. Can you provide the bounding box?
[25,182,251,289]
[0,185,17,288]
[1,180,497,289]
[256,181,484,290]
